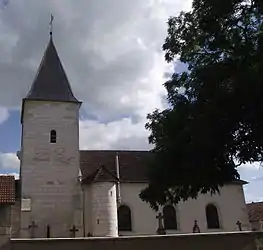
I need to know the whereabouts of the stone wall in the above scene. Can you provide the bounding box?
[0,205,11,227]
[0,202,21,249]
[20,101,81,238]
[0,235,9,250]
[9,231,263,250]
[250,221,263,232]
[10,201,21,237]
[0,201,21,240]
[0,205,12,248]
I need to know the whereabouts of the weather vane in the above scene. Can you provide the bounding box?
[49,14,54,37]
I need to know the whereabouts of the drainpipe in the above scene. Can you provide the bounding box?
[78,169,86,237]
[115,153,121,206]
[82,185,86,237]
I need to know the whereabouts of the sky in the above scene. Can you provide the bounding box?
[0,0,262,203]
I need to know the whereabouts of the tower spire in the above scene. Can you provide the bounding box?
[49,14,54,37]
[24,29,80,104]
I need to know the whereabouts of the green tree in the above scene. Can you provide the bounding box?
[139,0,263,210]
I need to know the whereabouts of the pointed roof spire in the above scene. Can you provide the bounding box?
[25,35,80,103]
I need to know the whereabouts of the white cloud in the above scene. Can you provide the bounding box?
[0,172,19,179]
[0,0,191,120]
[0,0,194,154]
[238,162,262,169]
[238,163,263,202]
[0,0,194,156]
[0,152,19,172]
[79,117,151,150]
[0,0,195,180]
[0,107,9,124]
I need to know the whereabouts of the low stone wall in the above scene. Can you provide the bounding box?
[0,234,10,250]
[9,231,263,250]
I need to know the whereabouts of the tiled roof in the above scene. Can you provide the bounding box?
[80,150,152,183]
[0,175,15,204]
[24,37,80,103]
[247,201,263,222]
[82,165,119,184]
[80,150,248,185]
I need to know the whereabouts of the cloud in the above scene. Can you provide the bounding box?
[238,162,262,169]
[0,0,9,9]
[79,117,151,150]
[0,107,9,124]
[0,152,19,172]
[0,0,192,120]
[238,163,263,202]
[0,172,19,179]
[0,0,194,176]
[0,0,194,155]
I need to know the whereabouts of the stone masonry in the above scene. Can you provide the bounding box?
[19,101,82,238]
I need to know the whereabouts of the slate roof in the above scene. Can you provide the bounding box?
[0,175,15,204]
[247,201,263,222]
[80,150,152,183]
[24,37,80,103]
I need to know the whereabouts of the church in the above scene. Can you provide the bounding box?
[0,34,251,239]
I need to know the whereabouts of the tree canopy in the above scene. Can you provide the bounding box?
[139,0,263,210]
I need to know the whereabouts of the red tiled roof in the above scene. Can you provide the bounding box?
[247,201,263,222]
[0,175,15,204]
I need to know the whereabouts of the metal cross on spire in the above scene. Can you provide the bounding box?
[49,14,54,37]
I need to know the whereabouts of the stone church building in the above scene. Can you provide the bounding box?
[0,35,251,239]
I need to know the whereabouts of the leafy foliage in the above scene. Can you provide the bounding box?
[140,0,263,210]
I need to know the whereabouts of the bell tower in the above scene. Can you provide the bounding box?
[19,35,82,238]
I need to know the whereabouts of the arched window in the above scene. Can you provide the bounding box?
[206,204,220,229]
[50,130,57,143]
[118,205,132,231]
[163,205,177,230]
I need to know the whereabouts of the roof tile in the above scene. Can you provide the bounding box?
[0,175,15,204]
[83,165,119,184]
[247,201,263,222]
[80,150,248,185]
[80,150,152,183]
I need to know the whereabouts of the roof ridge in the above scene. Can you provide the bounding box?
[80,150,151,153]
[29,38,51,91]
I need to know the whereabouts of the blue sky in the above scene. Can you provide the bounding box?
[0,110,20,153]
[0,0,262,204]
